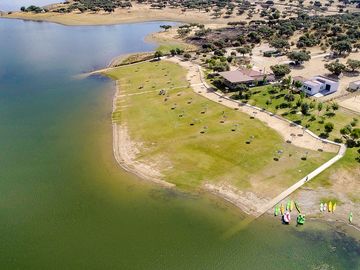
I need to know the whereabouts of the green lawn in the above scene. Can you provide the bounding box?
[105,61,334,196]
[212,84,359,199]
[243,85,359,141]
[156,43,185,54]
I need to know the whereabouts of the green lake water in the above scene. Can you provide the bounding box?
[0,18,359,269]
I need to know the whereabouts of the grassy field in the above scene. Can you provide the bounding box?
[203,80,359,202]
[242,85,359,141]
[106,61,334,197]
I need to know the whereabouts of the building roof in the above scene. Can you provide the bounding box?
[304,79,323,87]
[350,80,360,86]
[314,75,338,83]
[219,68,266,83]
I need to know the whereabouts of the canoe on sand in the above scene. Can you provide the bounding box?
[286,201,290,211]
[280,204,285,215]
[320,203,324,212]
[297,214,305,225]
[283,211,291,224]
[274,206,279,216]
[290,200,294,212]
[328,201,333,212]
[332,203,336,213]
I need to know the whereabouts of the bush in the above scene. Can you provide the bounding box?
[183,53,191,59]
[324,122,334,133]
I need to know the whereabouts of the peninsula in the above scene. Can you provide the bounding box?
[6,0,359,229]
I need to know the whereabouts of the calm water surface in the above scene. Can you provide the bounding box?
[0,18,359,269]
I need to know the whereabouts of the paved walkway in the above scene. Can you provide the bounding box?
[168,56,346,216]
[256,144,346,217]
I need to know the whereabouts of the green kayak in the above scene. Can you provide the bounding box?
[274,206,279,216]
[286,201,291,211]
[349,212,353,223]
[297,214,305,225]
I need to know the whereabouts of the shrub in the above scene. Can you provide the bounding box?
[324,122,334,133]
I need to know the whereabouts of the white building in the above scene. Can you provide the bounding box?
[301,76,339,97]
[349,80,360,91]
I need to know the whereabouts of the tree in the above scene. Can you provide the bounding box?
[330,40,352,55]
[301,103,310,115]
[177,28,190,37]
[270,64,291,78]
[170,49,177,56]
[236,46,251,57]
[270,38,290,51]
[325,61,346,76]
[293,80,303,89]
[154,50,163,60]
[346,59,360,72]
[287,51,311,65]
[351,128,360,139]
[331,102,339,111]
[20,6,26,12]
[160,25,172,31]
[183,53,191,60]
[324,122,334,133]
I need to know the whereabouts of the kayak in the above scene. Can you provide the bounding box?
[297,214,305,225]
[283,211,291,224]
[349,212,353,223]
[320,203,324,212]
[280,204,285,215]
[323,202,327,212]
[328,201,333,212]
[274,206,279,216]
[332,203,336,213]
[295,201,301,213]
[290,200,294,212]
[286,201,291,211]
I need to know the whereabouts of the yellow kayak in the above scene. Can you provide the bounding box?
[332,203,336,213]
[280,204,285,215]
[328,201,333,212]
[290,200,294,212]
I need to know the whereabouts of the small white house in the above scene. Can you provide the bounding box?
[349,80,360,91]
[301,76,339,96]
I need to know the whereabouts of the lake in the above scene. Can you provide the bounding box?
[0,17,359,269]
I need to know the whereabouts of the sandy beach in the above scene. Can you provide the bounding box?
[2,3,232,26]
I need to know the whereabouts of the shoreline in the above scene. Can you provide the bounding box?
[111,81,174,188]
[105,56,359,233]
[0,5,230,27]
[0,14,185,27]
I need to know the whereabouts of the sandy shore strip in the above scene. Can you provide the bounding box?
[1,4,230,26]
[204,182,270,216]
[3,1,357,26]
